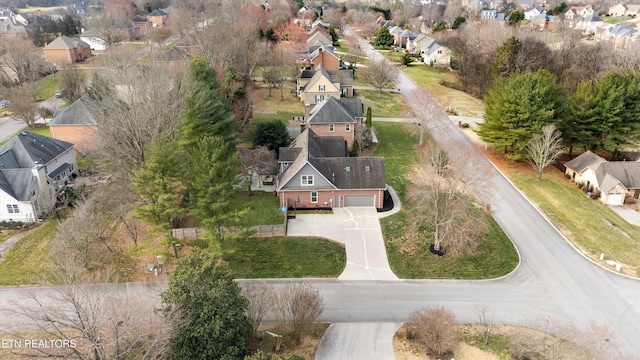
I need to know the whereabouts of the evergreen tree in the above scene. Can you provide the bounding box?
[477,70,569,160]
[572,72,640,156]
[452,16,466,30]
[366,106,372,127]
[328,25,338,44]
[162,250,251,360]
[189,136,244,247]
[508,11,524,25]
[492,37,521,78]
[432,21,447,33]
[374,26,394,48]
[253,120,291,154]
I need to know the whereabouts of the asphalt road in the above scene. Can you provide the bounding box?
[1,30,640,359]
[0,116,27,143]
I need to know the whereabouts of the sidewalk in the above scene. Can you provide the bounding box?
[0,233,26,258]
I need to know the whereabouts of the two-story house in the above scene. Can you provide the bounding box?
[276,128,386,209]
[49,98,99,152]
[303,97,364,149]
[0,132,77,222]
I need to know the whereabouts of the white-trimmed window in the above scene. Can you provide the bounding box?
[329,123,334,132]
[311,191,318,203]
[301,175,314,186]
[6,204,19,214]
[315,95,325,102]
[345,123,351,132]
[319,84,325,91]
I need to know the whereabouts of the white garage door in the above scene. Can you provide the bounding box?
[607,193,624,205]
[344,195,375,207]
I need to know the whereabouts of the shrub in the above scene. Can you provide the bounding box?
[409,306,459,356]
[0,221,24,230]
[461,123,470,128]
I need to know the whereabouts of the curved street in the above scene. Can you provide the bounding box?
[1,29,640,359]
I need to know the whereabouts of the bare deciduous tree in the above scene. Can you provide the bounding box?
[409,306,459,357]
[238,146,277,194]
[284,282,324,345]
[59,65,88,102]
[408,139,489,256]
[241,282,276,341]
[475,304,495,345]
[91,65,184,175]
[527,124,563,181]
[6,83,42,127]
[409,89,440,146]
[354,122,375,155]
[2,267,169,360]
[344,34,366,70]
[0,37,43,85]
[360,58,399,97]
[85,13,132,46]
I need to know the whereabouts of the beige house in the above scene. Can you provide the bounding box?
[608,3,628,17]
[421,39,451,68]
[565,151,640,205]
[44,36,91,65]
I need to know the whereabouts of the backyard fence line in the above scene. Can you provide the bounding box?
[172,208,288,240]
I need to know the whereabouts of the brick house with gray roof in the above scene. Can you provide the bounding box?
[304,97,364,149]
[0,132,77,222]
[49,98,99,152]
[277,128,386,209]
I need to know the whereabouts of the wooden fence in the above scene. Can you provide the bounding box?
[172,209,288,240]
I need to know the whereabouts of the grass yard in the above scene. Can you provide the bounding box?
[359,90,409,118]
[34,74,60,101]
[372,121,417,200]
[28,126,51,137]
[503,165,640,275]
[0,229,19,245]
[0,220,57,285]
[402,65,485,118]
[224,236,345,278]
[383,215,518,279]
[230,191,284,226]
[247,81,303,143]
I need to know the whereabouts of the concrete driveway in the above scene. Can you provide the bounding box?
[286,207,398,281]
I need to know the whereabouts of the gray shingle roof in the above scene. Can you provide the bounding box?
[49,98,99,126]
[148,9,167,17]
[0,169,36,201]
[308,97,362,124]
[596,162,640,191]
[565,151,607,173]
[44,36,89,50]
[14,132,74,165]
[277,128,385,191]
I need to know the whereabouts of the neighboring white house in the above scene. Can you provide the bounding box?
[564,151,640,205]
[421,39,451,68]
[80,30,107,50]
[0,132,77,222]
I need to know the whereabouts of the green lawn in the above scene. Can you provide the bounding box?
[224,236,346,278]
[402,65,485,118]
[230,191,284,227]
[0,220,58,285]
[0,229,19,245]
[373,122,518,279]
[359,90,408,118]
[372,122,416,200]
[506,166,640,274]
[34,74,60,101]
[28,126,51,137]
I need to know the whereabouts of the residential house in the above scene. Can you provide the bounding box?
[310,45,342,71]
[80,30,107,51]
[307,31,332,49]
[565,5,594,20]
[67,0,87,16]
[297,67,342,106]
[397,29,418,47]
[44,36,92,65]
[0,15,27,39]
[517,0,535,10]
[626,4,640,17]
[481,9,498,19]
[48,98,99,151]
[608,3,627,17]
[388,26,404,45]
[148,9,168,28]
[0,132,77,222]
[304,97,364,149]
[132,15,152,35]
[524,7,545,20]
[407,33,430,54]
[276,128,386,209]
[421,39,451,67]
[565,151,640,205]
[150,45,191,73]
[576,15,603,35]
[595,25,638,49]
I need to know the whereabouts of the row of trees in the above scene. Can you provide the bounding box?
[478,69,640,160]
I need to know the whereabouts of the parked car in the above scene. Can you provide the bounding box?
[0,100,11,108]
[54,91,63,98]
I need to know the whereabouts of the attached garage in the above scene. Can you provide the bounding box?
[344,195,375,207]
[605,193,624,205]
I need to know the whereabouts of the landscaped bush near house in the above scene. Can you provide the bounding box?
[0,221,25,230]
